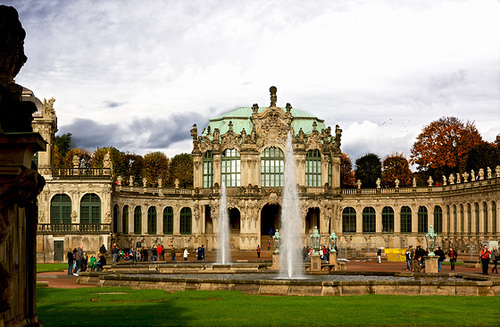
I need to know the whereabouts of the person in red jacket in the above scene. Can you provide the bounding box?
[157,244,164,261]
[480,245,492,275]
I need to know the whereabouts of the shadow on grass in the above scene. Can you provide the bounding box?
[37,287,191,327]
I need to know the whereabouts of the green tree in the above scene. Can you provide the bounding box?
[64,148,92,168]
[381,153,414,187]
[355,153,382,188]
[410,117,483,181]
[142,152,170,186]
[54,133,72,157]
[340,153,356,188]
[169,153,193,188]
[464,142,500,174]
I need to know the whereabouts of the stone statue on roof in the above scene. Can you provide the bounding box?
[270,86,277,107]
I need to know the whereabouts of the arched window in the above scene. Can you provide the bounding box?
[492,201,497,234]
[305,149,322,187]
[50,194,72,231]
[342,207,356,234]
[382,206,394,233]
[474,202,480,234]
[446,205,450,234]
[400,206,412,234]
[467,203,472,234]
[148,206,157,235]
[459,204,464,234]
[434,206,442,234]
[260,147,284,187]
[180,207,192,235]
[203,151,213,188]
[163,207,174,234]
[134,206,142,235]
[113,204,119,233]
[122,205,129,234]
[362,207,376,234]
[417,206,428,234]
[80,193,101,231]
[453,205,458,233]
[483,202,488,234]
[221,149,240,187]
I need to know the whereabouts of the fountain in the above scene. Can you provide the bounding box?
[279,132,304,278]
[217,181,230,264]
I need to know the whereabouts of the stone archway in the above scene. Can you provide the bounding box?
[305,207,320,235]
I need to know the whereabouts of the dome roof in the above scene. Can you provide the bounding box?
[202,106,326,139]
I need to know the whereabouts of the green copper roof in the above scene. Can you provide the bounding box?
[202,107,326,138]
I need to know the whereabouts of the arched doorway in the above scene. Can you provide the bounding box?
[305,207,320,235]
[261,204,281,247]
[229,208,240,234]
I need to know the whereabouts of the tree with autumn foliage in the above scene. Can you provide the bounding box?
[64,148,92,168]
[142,152,170,186]
[168,153,193,188]
[410,117,483,181]
[381,153,414,187]
[340,153,356,188]
[355,153,382,188]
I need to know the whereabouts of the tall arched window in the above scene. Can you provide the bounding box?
[382,206,394,233]
[459,204,464,234]
[467,203,472,234]
[122,205,129,234]
[148,206,157,235]
[221,149,240,187]
[261,147,284,187]
[203,151,213,188]
[180,207,192,234]
[113,204,119,233]
[434,206,442,234]
[446,205,450,234]
[492,201,497,234]
[483,202,488,234]
[134,206,142,235]
[342,207,356,234]
[80,193,101,231]
[50,194,72,231]
[362,207,376,234]
[305,149,322,187]
[400,206,412,234]
[417,206,428,234]
[163,207,174,234]
[474,202,480,234]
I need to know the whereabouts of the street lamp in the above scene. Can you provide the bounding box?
[310,226,321,255]
[329,229,338,253]
[425,225,437,256]
[272,229,281,254]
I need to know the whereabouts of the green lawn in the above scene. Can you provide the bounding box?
[36,286,499,326]
[37,263,67,273]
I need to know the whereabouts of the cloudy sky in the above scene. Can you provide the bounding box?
[9,0,500,165]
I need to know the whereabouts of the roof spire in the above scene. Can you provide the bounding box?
[270,86,277,107]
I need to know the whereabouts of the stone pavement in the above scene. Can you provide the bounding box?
[38,254,495,289]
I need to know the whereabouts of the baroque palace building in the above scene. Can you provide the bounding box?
[31,87,500,262]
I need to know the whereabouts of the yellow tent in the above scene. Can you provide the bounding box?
[384,248,406,262]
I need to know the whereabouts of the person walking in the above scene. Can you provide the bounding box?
[112,245,119,263]
[491,246,498,274]
[377,248,382,264]
[67,250,74,275]
[267,241,271,251]
[447,247,458,271]
[405,246,413,271]
[257,245,261,258]
[201,245,205,260]
[171,247,176,261]
[480,245,491,275]
[183,247,189,261]
[74,245,84,276]
[434,246,445,272]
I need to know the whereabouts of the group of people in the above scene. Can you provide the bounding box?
[480,245,499,275]
[67,244,106,275]
[404,245,455,273]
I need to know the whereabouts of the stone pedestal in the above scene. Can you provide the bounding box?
[310,253,321,272]
[425,256,439,274]
[271,253,280,270]
[329,251,338,271]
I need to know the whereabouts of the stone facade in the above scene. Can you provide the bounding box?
[34,87,500,262]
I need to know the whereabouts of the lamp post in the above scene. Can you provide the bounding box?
[272,229,281,254]
[329,229,337,253]
[310,226,321,255]
[425,225,437,256]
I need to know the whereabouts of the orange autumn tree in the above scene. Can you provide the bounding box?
[381,153,414,187]
[410,117,483,181]
[340,153,356,188]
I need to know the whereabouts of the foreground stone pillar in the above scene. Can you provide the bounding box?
[271,253,280,270]
[425,256,439,274]
[329,251,338,271]
[310,254,321,271]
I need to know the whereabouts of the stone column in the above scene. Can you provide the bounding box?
[158,206,164,235]
[142,205,148,236]
[173,207,181,235]
[375,207,382,234]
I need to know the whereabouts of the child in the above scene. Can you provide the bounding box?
[90,254,97,271]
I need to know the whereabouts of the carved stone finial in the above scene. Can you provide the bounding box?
[356,180,362,189]
[240,128,247,143]
[228,121,233,131]
[286,103,292,114]
[270,86,277,107]
[312,121,317,131]
[190,124,198,141]
[427,176,433,187]
[252,103,259,114]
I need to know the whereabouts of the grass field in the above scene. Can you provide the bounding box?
[36,286,500,326]
[37,263,67,273]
